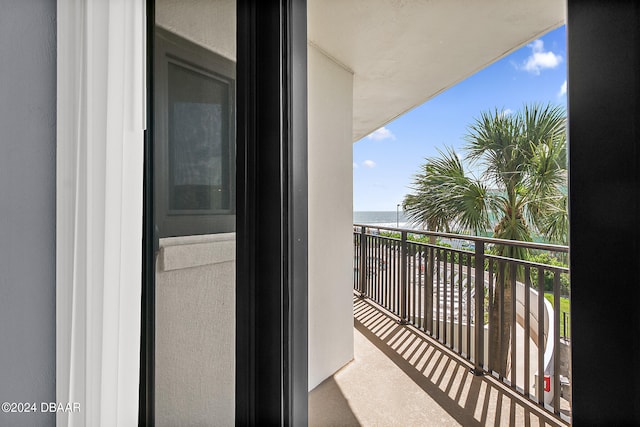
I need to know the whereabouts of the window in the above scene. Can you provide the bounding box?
[154,28,235,237]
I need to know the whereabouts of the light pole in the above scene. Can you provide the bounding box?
[396,203,400,228]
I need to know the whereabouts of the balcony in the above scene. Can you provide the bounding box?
[310,225,571,425]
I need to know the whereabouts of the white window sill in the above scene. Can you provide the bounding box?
[159,233,236,271]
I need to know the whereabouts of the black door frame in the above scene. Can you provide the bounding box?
[235,0,308,424]
[140,0,308,425]
[139,0,155,424]
[567,0,640,423]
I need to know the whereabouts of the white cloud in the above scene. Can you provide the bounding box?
[367,126,395,141]
[363,160,376,168]
[499,108,513,118]
[520,40,562,75]
[559,80,567,96]
[353,162,358,169]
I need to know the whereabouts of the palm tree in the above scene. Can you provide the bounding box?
[403,103,567,376]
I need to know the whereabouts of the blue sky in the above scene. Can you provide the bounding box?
[353,25,567,211]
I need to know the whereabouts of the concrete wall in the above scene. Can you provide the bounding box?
[155,234,235,426]
[558,339,571,403]
[156,0,236,61]
[308,44,355,390]
[0,1,56,426]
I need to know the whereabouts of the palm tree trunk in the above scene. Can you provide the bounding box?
[489,263,513,377]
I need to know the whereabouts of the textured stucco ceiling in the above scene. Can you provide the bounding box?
[308,0,565,141]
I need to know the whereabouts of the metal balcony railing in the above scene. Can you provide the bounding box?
[353,224,570,418]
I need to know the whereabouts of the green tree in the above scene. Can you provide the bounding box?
[403,103,567,376]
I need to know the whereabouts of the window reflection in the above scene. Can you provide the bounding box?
[168,62,231,212]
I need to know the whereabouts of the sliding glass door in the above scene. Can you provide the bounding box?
[141,1,307,425]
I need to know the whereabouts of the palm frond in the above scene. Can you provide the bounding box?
[403,103,568,252]
[403,147,492,234]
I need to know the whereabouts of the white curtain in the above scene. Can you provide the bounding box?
[57,1,145,426]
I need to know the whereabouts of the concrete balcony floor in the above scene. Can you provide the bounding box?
[309,297,570,427]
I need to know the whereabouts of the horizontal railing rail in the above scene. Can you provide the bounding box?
[353,224,570,419]
[354,223,570,252]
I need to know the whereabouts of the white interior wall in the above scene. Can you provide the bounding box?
[1,2,56,426]
[308,44,355,391]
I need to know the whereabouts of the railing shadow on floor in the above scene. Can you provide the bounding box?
[354,296,570,427]
[353,224,572,419]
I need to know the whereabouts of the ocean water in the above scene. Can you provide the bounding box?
[353,211,481,249]
[354,211,554,244]
[353,211,412,229]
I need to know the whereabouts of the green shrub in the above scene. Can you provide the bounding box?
[527,253,570,296]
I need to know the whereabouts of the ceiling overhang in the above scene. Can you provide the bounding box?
[308,0,565,141]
